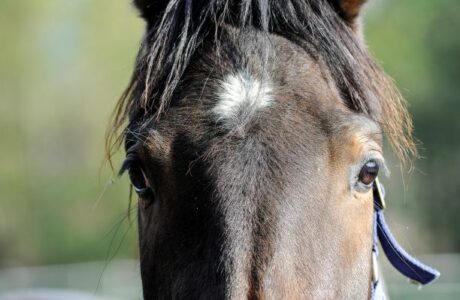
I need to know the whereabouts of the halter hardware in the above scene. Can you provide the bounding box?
[373,177,386,210]
[370,178,440,299]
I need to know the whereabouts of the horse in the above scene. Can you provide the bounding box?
[107,0,439,298]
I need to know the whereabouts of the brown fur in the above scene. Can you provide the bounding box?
[106,1,415,298]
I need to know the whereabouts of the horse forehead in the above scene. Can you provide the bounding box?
[212,71,273,126]
[206,66,342,136]
[164,33,351,151]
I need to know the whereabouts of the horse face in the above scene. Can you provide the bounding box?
[113,0,414,299]
[123,28,385,298]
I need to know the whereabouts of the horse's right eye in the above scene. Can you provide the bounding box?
[358,159,379,187]
[128,164,151,196]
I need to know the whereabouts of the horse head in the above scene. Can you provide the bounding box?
[108,0,436,298]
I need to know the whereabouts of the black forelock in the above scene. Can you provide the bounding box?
[126,0,373,119]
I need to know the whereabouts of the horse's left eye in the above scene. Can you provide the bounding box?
[128,164,151,196]
[358,159,379,186]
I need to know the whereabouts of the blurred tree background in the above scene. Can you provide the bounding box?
[0,0,143,267]
[0,0,459,269]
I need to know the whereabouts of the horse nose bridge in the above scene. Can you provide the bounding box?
[211,138,282,300]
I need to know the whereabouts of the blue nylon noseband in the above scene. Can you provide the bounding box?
[371,179,440,299]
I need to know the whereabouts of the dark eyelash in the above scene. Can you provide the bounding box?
[118,144,141,176]
[119,156,135,176]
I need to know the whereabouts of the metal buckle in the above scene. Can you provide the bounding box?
[373,177,386,210]
[372,251,379,282]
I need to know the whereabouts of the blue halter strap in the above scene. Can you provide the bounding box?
[371,179,440,299]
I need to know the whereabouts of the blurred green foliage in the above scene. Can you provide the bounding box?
[0,0,459,267]
[0,0,143,266]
